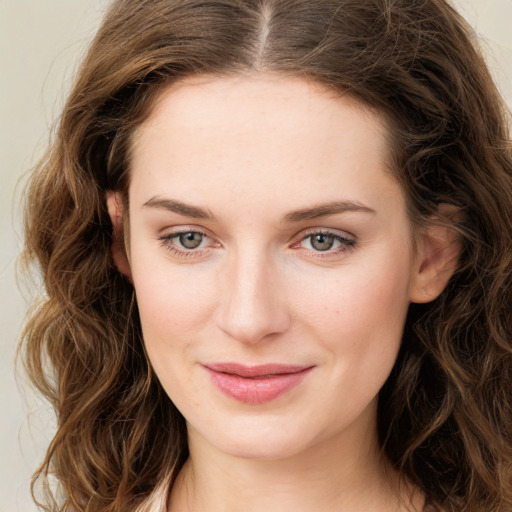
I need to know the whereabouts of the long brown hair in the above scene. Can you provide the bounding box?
[21,1,512,511]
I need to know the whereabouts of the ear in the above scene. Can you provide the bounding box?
[409,205,461,304]
[106,191,133,283]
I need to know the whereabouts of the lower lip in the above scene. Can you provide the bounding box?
[204,367,313,404]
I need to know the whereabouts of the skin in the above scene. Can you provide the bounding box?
[108,73,458,511]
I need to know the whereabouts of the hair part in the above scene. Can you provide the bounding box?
[21,1,512,511]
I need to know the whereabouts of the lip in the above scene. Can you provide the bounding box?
[203,363,314,404]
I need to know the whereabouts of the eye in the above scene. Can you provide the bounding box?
[295,230,356,255]
[158,229,219,257]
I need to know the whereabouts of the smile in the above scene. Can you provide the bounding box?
[203,363,314,404]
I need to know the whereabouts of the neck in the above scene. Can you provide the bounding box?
[167,408,423,512]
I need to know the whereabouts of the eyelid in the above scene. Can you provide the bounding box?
[293,226,356,243]
[159,224,217,240]
[158,226,221,256]
[290,227,357,255]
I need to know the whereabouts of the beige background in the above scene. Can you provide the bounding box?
[1,1,511,510]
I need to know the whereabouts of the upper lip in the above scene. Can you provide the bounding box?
[203,362,313,378]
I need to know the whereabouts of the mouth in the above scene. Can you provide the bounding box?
[203,363,314,404]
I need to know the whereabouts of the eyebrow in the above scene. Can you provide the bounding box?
[282,201,376,223]
[142,196,375,222]
[143,196,214,220]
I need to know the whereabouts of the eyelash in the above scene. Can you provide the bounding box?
[293,229,356,257]
[158,229,214,258]
[158,228,356,258]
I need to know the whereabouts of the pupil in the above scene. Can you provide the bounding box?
[179,232,202,249]
[312,234,334,251]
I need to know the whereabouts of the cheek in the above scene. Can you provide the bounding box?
[294,255,411,340]
[291,253,412,398]
[132,259,219,405]
[134,262,217,338]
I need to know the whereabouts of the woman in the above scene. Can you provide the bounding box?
[21,0,512,511]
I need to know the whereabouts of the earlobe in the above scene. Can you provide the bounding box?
[106,191,133,283]
[409,207,462,304]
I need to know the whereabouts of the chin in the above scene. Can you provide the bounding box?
[189,414,330,461]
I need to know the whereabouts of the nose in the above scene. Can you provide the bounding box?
[214,248,291,345]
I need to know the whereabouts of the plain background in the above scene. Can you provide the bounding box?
[1,1,511,511]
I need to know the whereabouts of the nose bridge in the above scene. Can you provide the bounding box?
[215,242,289,344]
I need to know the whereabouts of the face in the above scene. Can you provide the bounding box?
[122,74,421,460]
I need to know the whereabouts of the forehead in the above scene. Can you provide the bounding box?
[132,73,388,156]
[128,73,402,218]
